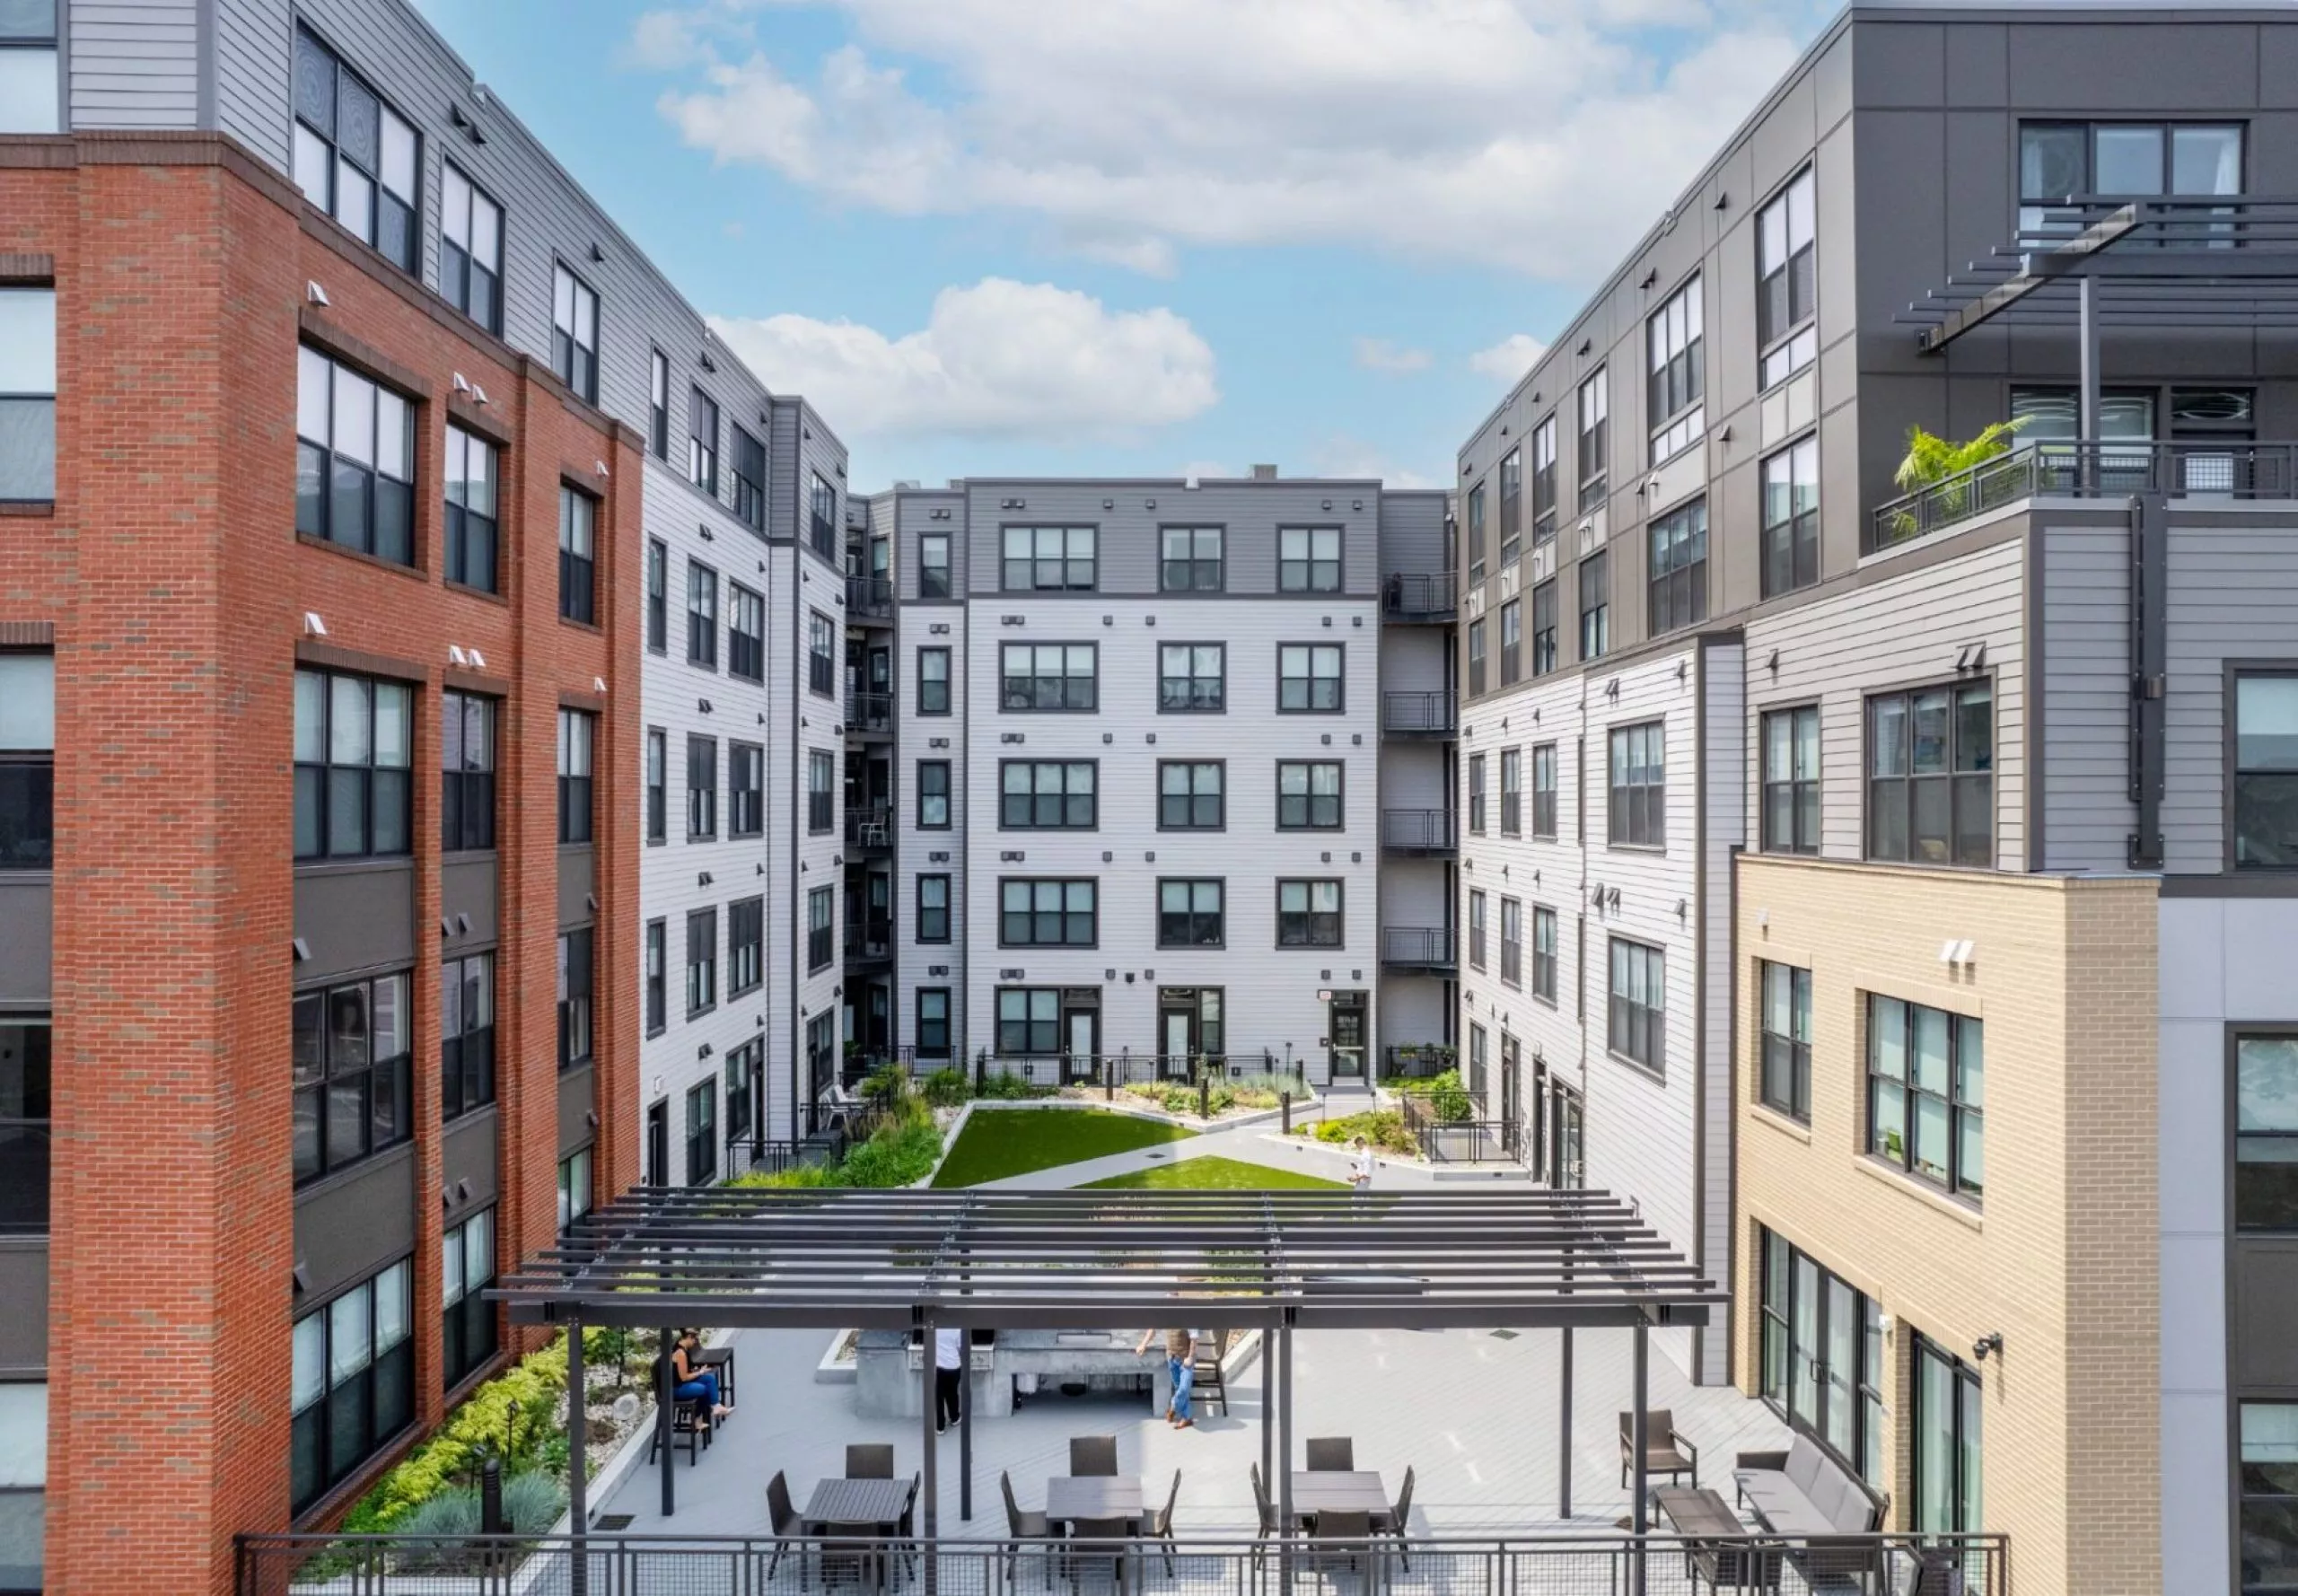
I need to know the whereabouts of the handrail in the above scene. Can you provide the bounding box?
[1381,809,1460,853]
[1872,438,2298,550]
[1381,690,1458,735]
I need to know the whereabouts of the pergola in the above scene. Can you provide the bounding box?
[498,1186,1724,1556]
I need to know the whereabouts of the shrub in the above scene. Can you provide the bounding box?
[975,1070,1044,1101]
[1392,1068,1471,1124]
[919,1066,970,1108]
[502,1469,569,1534]
[1305,1109,1417,1157]
[1236,1072,1311,1101]
[730,1096,943,1189]
[398,1487,482,1539]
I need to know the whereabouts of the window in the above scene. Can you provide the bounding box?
[646,539,668,653]
[289,1259,414,1513]
[727,583,764,682]
[557,1147,592,1232]
[1531,419,1557,544]
[1002,760,1096,829]
[2019,120,2243,241]
[1759,1230,1887,1490]
[1276,880,1343,948]
[1467,484,1487,587]
[545,707,591,845]
[2238,1036,2298,1229]
[1468,890,1487,969]
[2242,1403,2298,1593]
[644,729,667,845]
[295,346,414,564]
[724,1043,757,1153]
[294,670,412,860]
[1159,761,1223,830]
[1467,619,1487,697]
[805,749,832,835]
[920,532,952,599]
[1497,448,1523,569]
[1276,761,1343,830]
[1531,744,1557,838]
[998,989,1062,1056]
[1279,527,1342,593]
[686,908,718,1015]
[917,875,952,943]
[0,285,55,503]
[1277,645,1343,713]
[1913,1338,1983,1535]
[1531,907,1557,1002]
[1578,551,1609,662]
[440,426,498,592]
[1866,683,1992,867]
[1162,526,1224,591]
[1531,580,1558,677]
[1761,706,1820,855]
[688,388,718,494]
[292,28,418,272]
[551,485,597,625]
[1576,368,1609,512]
[557,929,593,1067]
[1607,721,1665,849]
[1867,995,1984,1199]
[917,989,952,1057]
[1499,897,1522,987]
[1758,167,1817,389]
[1468,756,1487,835]
[1002,643,1097,711]
[1499,748,1522,837]
[2235,674,2298,866]
[644,919,666,1037]
[1159,644,1225,713]
[441,1208,496,1390]
[1499,599,1522,687]
[810,473,838,560]
[705,898,753,1002]
[550,265,599,403]
[1003,526,1096,591]
[685,735,717,839]
[649,350,671,460]
[439,952,495,1123]
[0,654,51,869]
[731,425,766,531]
[1608,938,1665,1071]
[1648,498,1708,636]
[805,1014,837,1103]
[917,760,951,829]
[438,691,495,853]
[439,165,503,333]
[0,4,58,135]
[1759,962,1811,1120]
[917,648,952,715]
[1761,437,1820,598]
[1001,879,1096,947]
[1158,880,1224,948]
[687,563,719,668]
[727,741,763,837]
[808,611,836,697]
[685,1079,717,1187]
[292,971,412,1183]
[1646,274,1705,463]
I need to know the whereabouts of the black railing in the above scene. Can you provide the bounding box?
[846,1045,927,1086]
[1382,571,1457,621]
[1381,808,1458,855]
[726,1136,827,1179]
[1381,925,1457,972]
[844,920,894,964]
[846,803,894,849]
[1382,689,1457,737]
[847,574,894,618]
[1382,1044,1455,1081]
[1400,1092,1520,1163]
[971,1049,1287,1092]
[846,691,892,733]
[1872,438,2298,550]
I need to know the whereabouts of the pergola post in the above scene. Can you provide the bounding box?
[566,1314,588,1596]
[1277,1316,1295,1589]
[960,1334,974,1521]
[921,1313,940,1595]
[1631,1318,1651,1596]
[1557,1326,1574,1520]
[2078,271,2101,492]
[1259,1319,1274,1496]
[658,1324,676,1517]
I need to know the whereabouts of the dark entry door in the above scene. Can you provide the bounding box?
[1328,993,1367,1078]
[1061,992,1101,1083]
[645,1099,670,1188]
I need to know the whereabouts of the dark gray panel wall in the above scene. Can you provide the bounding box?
[293,862,415,984]
[0,879,49,1007]
[443,1106,500,1218]
[558,1061,595,1157]
[293,1144,416,1307]
[1376,491,1449,581]
[557,846,595,930]
[440,855,498,952]
[0,1240,45,1378]
[2236,1238,2298,1387]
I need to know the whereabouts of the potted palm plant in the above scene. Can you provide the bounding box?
[1886,417,2030,542]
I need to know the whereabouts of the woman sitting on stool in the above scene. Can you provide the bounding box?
[671,1329,734,1429]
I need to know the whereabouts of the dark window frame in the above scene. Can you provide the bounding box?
[1576,367,1609,513]
[291,25,420,275]
[1756,166,1818,390]
[1276,759,1343,831]
[996,987,1064,1056]
[1000,759,1098,830]
[1161,525,1225,592]
[1001,525,1097,592]
[686,734,717,840]
[919,532,952,599]
[1761,704,1822,855]
[1467,890,1487,970]
[808,610,836,697]
[648,348,671,460]
[917,873,952,944]
[558,484,597,626]
[1277,643,1345,714]
[998,877,1099,949]
[2232,669,2298,869]
[686,908,718,1017]
[1466,484,1487,588]
[294,668,414,862]
[1531,579,1558,677]
[1000,642,1099,713]
[1760,435,1820,599]
[1467,618,1487,697]
[644,728,667,846]
[288,1257,415,1514]
[1608,720,1666,850]
[1497,446,1523,570]
[1759,1228,1887,1493]
[438,162,504,336]
[295,345,415,566]
[1531,905,1557,1004]
[557,928,593,1068]
[1468,754,1487,835]
[917,759,952,829]
[1758,960,1812,1121]
[684,1077,718,1187]
[807,885,834,973]
[806,749,833,835]
[1579,549,1609,662]
[442,424,498,592]
[1158,760,1224,831]
[731,424,767,531]
[916,987,952,1057]
[550,262,600,404]
[1158,642,1226,714]
[1156,877,1226,949]
[1499,598,1522,687]
[440,1206,497,1391]
[1646,271,1705,465]
[1865,992,1984,1202]
[727,583,766,683]
[688,387,719,495]
[730,741,765,838]
[1864,680,1994,868]
[687,560,719,670]
[917,646,952,715]
[1278,525,1343,593]
[644,918,666,1038]
[1499,748,1522,837]
[292,970,413,1185]
[1607,936,1665,1074]
[1499,896,1522,988]
[440,951,496,1123]
[1276,878,1344,949]
[1648,497,1708,636]
[1531,417,1558,544]
[1532,743,1557,839]
[440,690,496,854]
[645,539,668,653]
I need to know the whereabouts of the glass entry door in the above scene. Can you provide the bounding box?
[1061,995,1100,1083]
[1328,993,1367,1078]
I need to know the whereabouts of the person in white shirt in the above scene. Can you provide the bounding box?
[1350,1136,1376,1196]
[934,1325,964,1434]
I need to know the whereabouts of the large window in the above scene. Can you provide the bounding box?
[1913,1338,1983,1535]
[1467,484,1487,588]
[290,1259,414,1513]
[1002,760,1096,829]
[645,729,667,845]
[296,347,414,565]
[1531,906,1557,1002]
[1499,748,1522,837]
[686,735,717,840]
[810,473,838,559]
[292,28,418,272]
[997,989,1062,1056]
[0,654,48,871]
[1497,447,1522,570]
[1001,879,1096,947]
[1531,744,1557,838]
[687,561,719,669]
[1278,645,1344,713]
[917,647,951,715]
[1531,420,1558,545]
[917,875,951,943]
[1467,755,1486,835]
[917,760,951,829]
[551,266,600,403]
[1468,890,1487,970]
[804,749,831,835]
[644,919,665,1036]
[1646,275,1705,463]
[1159,761,1223,830]
[440,952,494,1122]
[809,611,836,697]
[1279,527,1342,592]
[1866,682,1992,867]
[1758,167,1817,389]
[1761,706,1820,855]
[917,989,952,1057]
[2019,120,2243,241]
[2234,1035,2298,1229]
[292,971,411,1185]
[557,709,595,845]
[731,425,767,531]
[1002,644,1098,712]
[441,1207,496,1390]
[688,388,718,494]
[1759,1230,1886,1490]
[558,487,597,625]
[1576,367,1608,512]
[1526,582,1556,677]
[1159,644,1225,713]
[1499,897,1522,987]
[0,286,55,503]
[0,1017,48,1233]
[2241,1403,2298,1593]
[685,1079,717,1187]
[1276,880,1342,948]
[437,691,495,853]
[724,583,763,683]
[557,1147,592,1232]
[687,908,718,1014]
[1579,551,1609,662]
[649,351,671,460]
[1648,498,1707,636]
[1608,721,1665,849]
[557,929,592,1068]
[1277,761,1342,830]
[1158,879,1224,948]
[0,4,58,135]
[1499,600,1522,687]
[2234,674,2298,867]
[1759,961,1811,1120]
[294,670,411,861]
[441,425,497,592]
[439,164,503,334]
[1162,526,1224,592]
[730,741,764,838]
[1467,619,1487,697]
[1003,526,1096,591]
[1866,995,1983,1200]
[646,539,668,653]
[1761,437,1820,599]
[1608,938,1664,1072]
[920,533,952,599]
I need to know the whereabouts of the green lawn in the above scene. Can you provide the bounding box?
[1081,1154,1346,1192]
[930,1108,1195,1188]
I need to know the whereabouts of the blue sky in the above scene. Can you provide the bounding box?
[414,0,1828,493]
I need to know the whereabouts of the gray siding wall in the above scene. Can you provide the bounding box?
[213,0,292,161]
[68,0,201,129]
[2039,514,2137,872]
[1375,490,1450,582]
[1697,639,1744,1385]
[896,489,965,606]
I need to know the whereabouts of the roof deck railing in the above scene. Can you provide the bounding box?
[1871,438,2298,551]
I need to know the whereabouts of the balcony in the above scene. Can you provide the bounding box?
[844,918,893,970]
[1382,690,1457,740]
[845,803,893,853]
[846,574,894,622]
[1381,925,1456,975]
[1381,808,1458,856]
[845,691,892,737]
[1381,572,1456,622]
[1381,1042,1455,1080]
[1873,438,2298,551]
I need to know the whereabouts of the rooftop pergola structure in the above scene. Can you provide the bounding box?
[499,1186,1724,1573]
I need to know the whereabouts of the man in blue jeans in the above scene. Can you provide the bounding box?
[1137,1328,1197,1428]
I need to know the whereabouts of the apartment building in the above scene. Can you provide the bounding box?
[1454,3,2298,1592]
[0,2,846,1591]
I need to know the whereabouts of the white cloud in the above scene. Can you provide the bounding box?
[1308,435,1442,490]
[707,277,1219,443]
[1469,333,1549,384]
[1175,460,1238,481]
[642,1,1800,277]
[1354,338,1434,375]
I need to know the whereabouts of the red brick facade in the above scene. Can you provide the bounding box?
[0,134,640,1596]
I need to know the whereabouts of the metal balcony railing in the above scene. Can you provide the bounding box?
[1872,438,2298,551]
[846,691,892,733]
[1382,571,1457,621]
[844,919,893,964]
[1381,925,1457,972]
[846,803,894,850]
[846,574,894,618]
[1381,809,1459,855]
[1382,1043,1455,1080]
[1382,689,1457,738]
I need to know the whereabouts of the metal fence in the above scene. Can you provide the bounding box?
[847,575,895,618]
[972,1051,1293,1092]
[1382,572,1458,621]
[234,1530,2008,1596]
[1397,1093,1519,1165]
[1871,437,2298,549]
[1381,691,1458,737]
[1380,810,1459,855]
[1381,1046,1454,1081]
[1380,928,1456,972]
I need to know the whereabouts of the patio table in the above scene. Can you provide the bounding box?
[1288,1470,1392,1530]
[1653,1486,1779,1593]
[1046,1474,1145,1531]
[804,1477,917,1592]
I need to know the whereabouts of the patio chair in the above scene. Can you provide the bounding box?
[1304,1437,1355,1472]
[1070,1435,1119,1477]
[646,1381,711,1467]
[847,1443,896,1479]
[1191,1332,1228,1416]
[1250,1464,1278,1572]
[1302,1511,1374,1593]
[896,1472,923,1579]
[1001,1470,1052,1588]
[1146,1469,1182,1574]
[1383,1466,1416,1572]
[1065,1518,1135,1595]
[1618,1409,1698,1490]
[765,1469,813,1584]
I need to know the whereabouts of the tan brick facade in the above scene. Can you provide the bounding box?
[1730,855,2159,1596]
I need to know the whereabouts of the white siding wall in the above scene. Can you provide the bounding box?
[1697,642,1745,1384]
